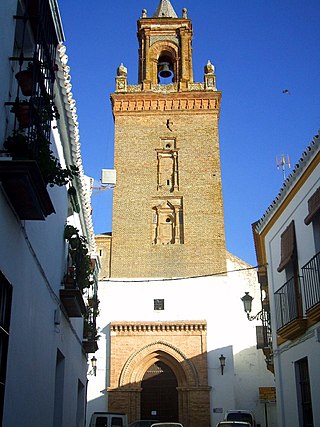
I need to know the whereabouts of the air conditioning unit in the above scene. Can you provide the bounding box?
[101,169,116,185]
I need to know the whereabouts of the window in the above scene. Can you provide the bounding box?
[76,380,85,427]
[277,221,297,274]
[111,417,124,427]
[53,350,65,427]
[295,357,314,427]
[275,221,304,331]
[305,187,320,253]
[96,417,108,427]
[304,187,320,225]
[0,272,12,424]
[152,199,184,245]
[313,215,320,253]
[154,299,164,311]
[157,150,179,192]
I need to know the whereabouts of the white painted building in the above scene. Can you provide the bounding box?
[87,254,277,427]
[0,1,99,426]
[254,131,320,427]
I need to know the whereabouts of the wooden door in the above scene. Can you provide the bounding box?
[141,361,178,422]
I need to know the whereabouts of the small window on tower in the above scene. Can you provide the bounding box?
[154,299,164,311]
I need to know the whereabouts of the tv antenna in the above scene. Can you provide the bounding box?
[92,169,116,196]
[92,185,112,196]
[276,154,291,180]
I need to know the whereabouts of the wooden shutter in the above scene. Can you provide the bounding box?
[256,325,268,349]
[277,221,296,272]
[304,187,320,225]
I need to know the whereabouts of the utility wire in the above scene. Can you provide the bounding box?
[102,264,267,283]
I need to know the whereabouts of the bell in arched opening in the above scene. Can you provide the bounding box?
[158,62,174,79]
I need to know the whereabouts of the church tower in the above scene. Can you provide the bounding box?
[90,3,275,426]
[110,0,226,278]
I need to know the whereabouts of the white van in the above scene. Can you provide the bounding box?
[89,412,128,427]
[224,410,256,427]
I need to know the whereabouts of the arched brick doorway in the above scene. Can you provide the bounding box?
[107,321,211,427]
[141,361,178,422]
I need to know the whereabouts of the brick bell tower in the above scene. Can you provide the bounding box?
[110,0,226,278]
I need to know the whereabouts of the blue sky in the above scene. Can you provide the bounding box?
[58,0,320,265]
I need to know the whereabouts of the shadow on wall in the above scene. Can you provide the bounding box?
[86,392,108,426]
[86,323,110,425]
[85,328,276,427]
[234,346,277,427]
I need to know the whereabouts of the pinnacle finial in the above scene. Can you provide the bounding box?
[204,60,215,75]
[153,0,178,18]
[117,63,127,77]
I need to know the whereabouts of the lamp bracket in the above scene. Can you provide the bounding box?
[247,310,264,321]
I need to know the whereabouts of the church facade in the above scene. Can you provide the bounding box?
[88,2,276,426]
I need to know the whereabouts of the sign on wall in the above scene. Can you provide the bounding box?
[259,387,276,403]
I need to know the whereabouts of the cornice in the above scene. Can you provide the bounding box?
[255,131,320,235]
[56,43,96,253]
[110,321,207,333]
[111,90,221,115]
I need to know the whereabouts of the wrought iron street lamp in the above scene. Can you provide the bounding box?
[241,292,263,321]
[90,355,97,376]
[219,354,226,375]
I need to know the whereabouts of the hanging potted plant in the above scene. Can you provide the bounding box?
[3,129,79,187]
[88,296,99,309]
[63,224,79,240]
[32,93,60,124]
[63,266,76,287]
[15,62,34,96]
[3,130,30,158]
[11,100,32,128]
[63,225,94,293]
[29,130,78,187]
[75,243,94,291]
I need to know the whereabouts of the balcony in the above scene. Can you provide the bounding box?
[1,1,77,220]
[0,159,55,220]
[83,296,99,353]
[83,318,99,353]
[60,226,94,319]
[275,276,307,340]
[60,277,86,318]
[302,251,320,323]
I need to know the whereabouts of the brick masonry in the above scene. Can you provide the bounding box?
[107,321,210,427]
[110,90,226,278]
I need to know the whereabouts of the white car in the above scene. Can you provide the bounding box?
[216,422,252,427]
[129,422,159,427]
[151,424,183,427]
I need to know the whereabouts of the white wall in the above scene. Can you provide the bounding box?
[265,161,320,296]
[0,168,88,427]
[0,4,90,424]
[87,255,276,427]
[262,155,320,427]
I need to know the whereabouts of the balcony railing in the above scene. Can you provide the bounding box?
[0,0,64,220]
[302,251,320,311]
[275,276,302,330]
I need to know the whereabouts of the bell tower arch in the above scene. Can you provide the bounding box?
[137,4,193,87]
